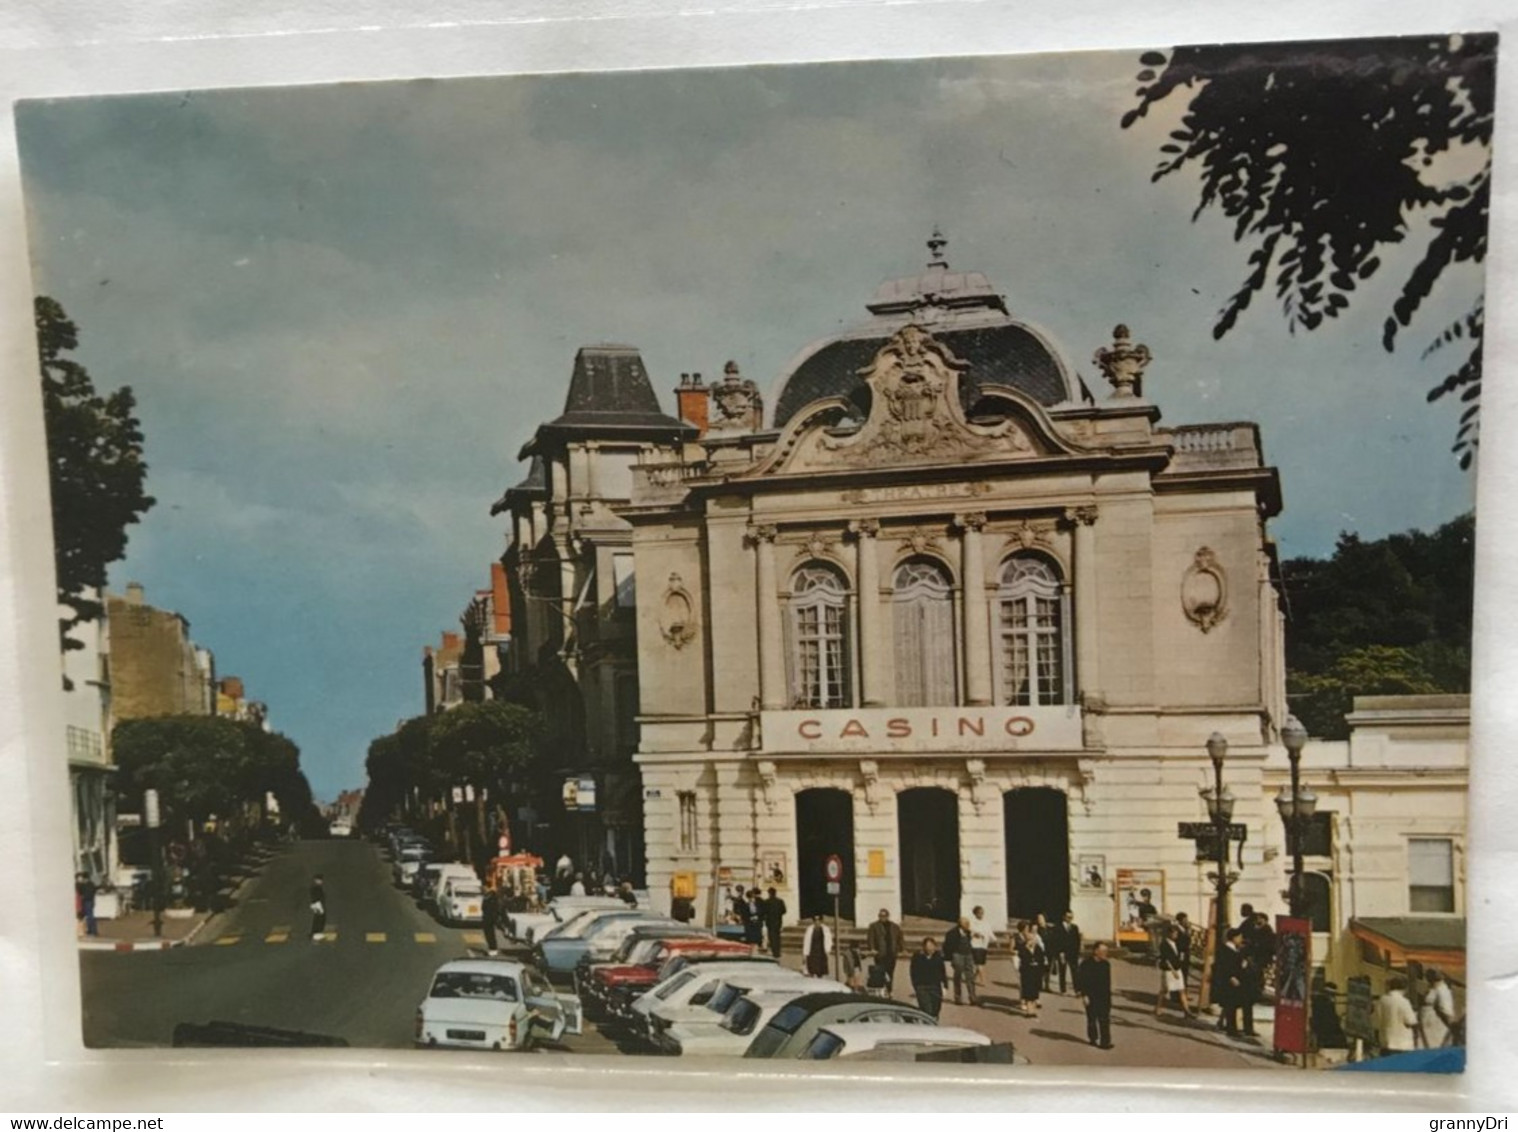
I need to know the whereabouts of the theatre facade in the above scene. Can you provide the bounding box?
[613,236,1290,931]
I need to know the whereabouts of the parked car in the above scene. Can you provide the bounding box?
[578,932,741,1021]
[414,958,582,1052]
[741,992,938,1058]
[392,844,432,888]
[328,820,351,838]
[421,863,477,911]
[649,967,826,1055]
[796,1022,1010,1062]
[534,910,667,978]
[436,876,486,925]
[506,896,630,945]
[627,956,780,1045]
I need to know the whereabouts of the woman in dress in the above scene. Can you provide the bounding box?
[801,914,833,978]
[1155,923,1195,1017]
[1015,921,1047,1016]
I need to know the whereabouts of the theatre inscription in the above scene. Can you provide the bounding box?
[762,706,1083,754]
[839,481,992,505]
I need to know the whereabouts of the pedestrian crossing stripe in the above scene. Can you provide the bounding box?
[215,936,240,946]
[414,932,436,944]
[366,932,386,943]
[462,932,484,945]
[266,932,288,944]
[314,932,336,942]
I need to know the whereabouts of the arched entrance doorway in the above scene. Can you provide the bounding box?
[897,788,960,921]
[796,789,855,921]
[1004,787,1071,921]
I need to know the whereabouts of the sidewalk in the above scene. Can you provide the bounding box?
[77,907,211,951]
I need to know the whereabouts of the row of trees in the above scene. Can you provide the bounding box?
[358,700,551,866]
[1283,512,1473,738]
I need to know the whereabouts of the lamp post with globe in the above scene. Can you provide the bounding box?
[1200,731,1235,953]
[1276,716,1318,919]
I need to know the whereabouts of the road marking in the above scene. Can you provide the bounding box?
[266,932,289,944]
[414,932,437,944]
[215,935,241,946]
[462,932,485,945]
[314,931,336,942]
[366,932,386,943]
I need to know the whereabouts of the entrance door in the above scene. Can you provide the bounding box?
[897,788,960,921]
[1004,787,1071,921]
[796,789,855,921]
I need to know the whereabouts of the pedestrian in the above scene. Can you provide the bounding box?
[1075,941,1114,1049]
[1035,913,1056,991]
[1155,923,1195,1018]
[968,905,994,990]
[309,874,326,940]
[743,889,764,946]
[866,908,906,996]
[618,880,638,907]
[909,937,949,1019]
[801,914,832,977]
[728,884,747,923]
[1377,976,1420,1054]
[841,941,866,993]
[74,872,98,938]
[1173,911,1194,988]
[570,872,587,897]
[761,886,786,958]
[480,881,501,955]
[943,916,979,1005]
[1214,928,1256,1037]
[1015,920,1047,1016]
[1247,911,1276,989]
[1419,968,1457,1049]
[1055,910,1082,994]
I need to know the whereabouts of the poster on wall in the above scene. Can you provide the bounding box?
[758,851,788,888]
[1078,854,1107,891]
[1114,867,1166,942]
[1273,916,1312,1055]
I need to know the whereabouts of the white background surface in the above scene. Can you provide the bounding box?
[0,0,1514,1112]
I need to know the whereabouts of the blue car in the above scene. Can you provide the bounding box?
[534,910,672,978]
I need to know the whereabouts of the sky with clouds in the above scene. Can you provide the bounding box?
[14,47,1481,800]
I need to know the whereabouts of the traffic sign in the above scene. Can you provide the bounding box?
[1177,821,1247,840]
[824,854,843,882]
[826,881,841,896]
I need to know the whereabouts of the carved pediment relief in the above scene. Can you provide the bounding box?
[750,325,1074,477]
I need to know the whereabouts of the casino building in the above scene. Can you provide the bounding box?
[610,233,1289,931]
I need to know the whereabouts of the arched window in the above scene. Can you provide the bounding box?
[998,555,1070,706]
[788,564,851,708]
[893,558,956,706]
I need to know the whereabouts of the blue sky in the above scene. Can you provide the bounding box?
[15,49,1481,801]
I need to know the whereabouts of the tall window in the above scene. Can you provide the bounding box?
[1409,838,1456,913]
[998,555,1069,706]
[893,559,957,706]
[788,564,851,708]
[678,791,698,852]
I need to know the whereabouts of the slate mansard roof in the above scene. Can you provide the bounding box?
[541,345,693,436]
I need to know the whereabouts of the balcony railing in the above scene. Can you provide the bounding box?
[1163,423,1262,470]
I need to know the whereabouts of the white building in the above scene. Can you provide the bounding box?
[62,595,114,885]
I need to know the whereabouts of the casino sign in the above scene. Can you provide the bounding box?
[760,706,1083,755]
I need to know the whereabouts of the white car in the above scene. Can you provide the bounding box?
[628,956,779,1038]
[437,876,486,924]
[653,970,837,1054]
[392,845,431,887]
[675,986,842,1057]
[507,897,630,945]
[414,959,582,1052]
[797,1022,999,1062]
[328,820,351,838]
[424,864,477,911]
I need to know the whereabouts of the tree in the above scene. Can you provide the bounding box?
[37,296,156,651]
[1122,35,1495,467]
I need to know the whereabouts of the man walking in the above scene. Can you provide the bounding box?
[909,937,949,1019]
[761,886,787,958]
[75,872,98,938]
[1075,942,1114,1049]
[866,908,906,996]
[943,916,979,1005]
[309,874,326,941]
[968,905,994,990]
[1055,910,1082,994]
[1173,911,1194,989]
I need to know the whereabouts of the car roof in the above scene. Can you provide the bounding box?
[433,959,530,977]
[769,991,889,1014]
[744,983,845,1004]
[818,1023,990,1049]
[721,969,817,989]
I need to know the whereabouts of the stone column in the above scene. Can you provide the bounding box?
[849,519,884,706]
[1065,505,1099,701]
[747,524,786,711]
[956,512,992,706]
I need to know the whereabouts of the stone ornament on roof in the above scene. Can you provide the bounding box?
[1093,324,1152,398]
[708,360,764,434]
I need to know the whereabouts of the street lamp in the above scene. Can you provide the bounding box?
[1275,716,1317,919]
[1201,732,1232,951]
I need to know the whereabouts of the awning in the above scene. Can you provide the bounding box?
[1350,916,1466,967]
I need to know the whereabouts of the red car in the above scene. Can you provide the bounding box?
[583,936,756,1024]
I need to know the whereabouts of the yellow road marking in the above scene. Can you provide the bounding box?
[462,932,484,945]
[366,932,387,943]
[215,935,240,946]
[266,932,288,944]
[315,931,336,942]
[414,932,437,944]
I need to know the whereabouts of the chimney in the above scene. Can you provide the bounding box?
[674,371,709,437]
[125,582,145,605]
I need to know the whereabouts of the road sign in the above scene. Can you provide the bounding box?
[824,854,843,882]
[1177,821,1247,840]
[826,881,841,896]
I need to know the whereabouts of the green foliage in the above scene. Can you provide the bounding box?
[1122,36,1495,468]
[1282,513,1473,736]
[37,296,156,651]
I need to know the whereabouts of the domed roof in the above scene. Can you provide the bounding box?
[771,232,1077,429]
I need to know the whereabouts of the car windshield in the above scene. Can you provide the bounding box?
[654,971,698,1000]
[521,969,553,999]
[768,1002,811,1034]
[451,884,482,898]
[429,972,518,1001]
[707,983,747,1014]
[801,1031,846,1060]
[721,999,763,1036]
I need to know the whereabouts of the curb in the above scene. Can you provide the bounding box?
[78,937,186,952]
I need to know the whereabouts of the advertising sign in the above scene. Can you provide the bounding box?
[761,705,1082,754]
[1114,867,1165,943]
[1344,975,1376,1042]
[1272,916,1312,1055]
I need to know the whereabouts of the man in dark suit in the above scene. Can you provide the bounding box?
[761,887,787,958]
[1054,910,1081,994]
[1215,928,1257,1037]
[1075,942,1114,1049]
